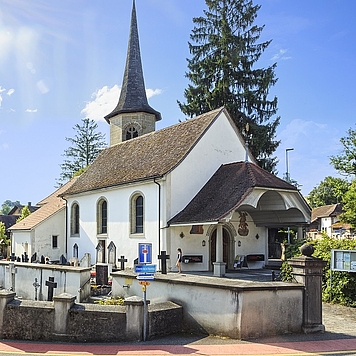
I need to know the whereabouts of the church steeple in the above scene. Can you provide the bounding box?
[105,0,161,146]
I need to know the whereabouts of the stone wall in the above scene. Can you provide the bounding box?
[0,291,183,342]
[112,271,304,339]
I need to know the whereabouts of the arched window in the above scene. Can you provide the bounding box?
[131,194,144,234]
[126,125,139,140]
[97,199,108,235]
[70,203,80,236]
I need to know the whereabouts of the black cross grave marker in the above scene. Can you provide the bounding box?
[158,250,170,275]
[117,255,128,270]
[45,276,57,301]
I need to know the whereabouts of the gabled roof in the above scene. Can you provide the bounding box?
[311,204,342,223]
[168,161,298,225]
[10,178,77,231]
[0,215,17,230]
[63,107,228,196]
[104,0,161,122]
[8,204,39,216]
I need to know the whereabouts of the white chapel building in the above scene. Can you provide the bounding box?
[59,1,311,276]
[10,1,311,276]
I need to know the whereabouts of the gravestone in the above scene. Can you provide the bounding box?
[59,255,67,265]
[96,264,108,285]
[158,251,170,274]
[45,276,57,301]
[108,242,116,267]
[22,252,29,263]
[118,255,128,270]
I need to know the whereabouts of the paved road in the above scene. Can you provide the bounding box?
[0,303,355,356]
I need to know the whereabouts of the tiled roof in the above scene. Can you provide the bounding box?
[10,178,77,231]
[168,161,298,225]
[63,108,224,196]
[311,204,342,223]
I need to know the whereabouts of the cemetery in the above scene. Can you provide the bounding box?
[0,245,327,342]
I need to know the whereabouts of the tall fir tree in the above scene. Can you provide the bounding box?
[58,118,107,185]
[178,0,280,172]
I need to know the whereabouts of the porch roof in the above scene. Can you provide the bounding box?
[168,161,310,227]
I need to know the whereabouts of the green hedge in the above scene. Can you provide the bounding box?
[282,235,356,307]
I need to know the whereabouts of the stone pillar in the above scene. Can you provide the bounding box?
[213,223,226,277]
[53,293,76,334]
[124,296,150,341]
[0,290,16,337]
[288,245,326,333]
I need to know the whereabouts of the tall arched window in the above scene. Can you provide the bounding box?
[131,194,144,234]
[135,196,144,233]
[97,199,108,235]
[70,203,80,236]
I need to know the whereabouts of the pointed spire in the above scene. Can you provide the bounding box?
[105,0,161,122]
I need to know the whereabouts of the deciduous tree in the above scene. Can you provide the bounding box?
[306,176,350,208]
[330,127,356,177]
[178,0,280,172]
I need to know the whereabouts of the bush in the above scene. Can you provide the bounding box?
[310,236,356,307]
[283,234,356,307]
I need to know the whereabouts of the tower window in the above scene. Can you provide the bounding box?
[126,126,139,140]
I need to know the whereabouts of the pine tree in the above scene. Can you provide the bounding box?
[178,0,280,172]
[58,118,107,184]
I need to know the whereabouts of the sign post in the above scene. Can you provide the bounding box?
[134,260,156,342]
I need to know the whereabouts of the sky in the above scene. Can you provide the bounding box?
[0,0,355,207]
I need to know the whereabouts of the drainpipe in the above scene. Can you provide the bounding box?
[154,178,161,268]
[62,196,68,259]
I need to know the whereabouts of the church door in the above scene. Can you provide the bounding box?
[210,228,230,269]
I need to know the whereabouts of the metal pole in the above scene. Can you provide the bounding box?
[143,286,147,342]
[285,148,294,182]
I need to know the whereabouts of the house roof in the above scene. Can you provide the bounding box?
[8,204,39,216]
[168,161,298,225]
[62,107,229,196]
[0,215,17,230]
[10,178,77,231]
[104,0,161,122]
[311,204,342,223]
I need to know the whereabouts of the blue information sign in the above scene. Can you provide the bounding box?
[138,243,152,264]
[136,274,155,281]
[134,264,156,274]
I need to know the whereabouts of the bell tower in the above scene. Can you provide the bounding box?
[104,0,161,146]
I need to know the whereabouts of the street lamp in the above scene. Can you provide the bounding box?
[285,148,294,183]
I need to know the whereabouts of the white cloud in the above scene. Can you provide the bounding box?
[7,88,15,96]
[0,87,6,93]
[81,85,163,122]
[81,85,120,122]
[25,109,38,113]
[271,48,292,61]
[146,88,162,98]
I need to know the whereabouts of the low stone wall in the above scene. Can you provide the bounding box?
[0,261,91,302]
[0,291,183,342]
[111,271,304,339]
